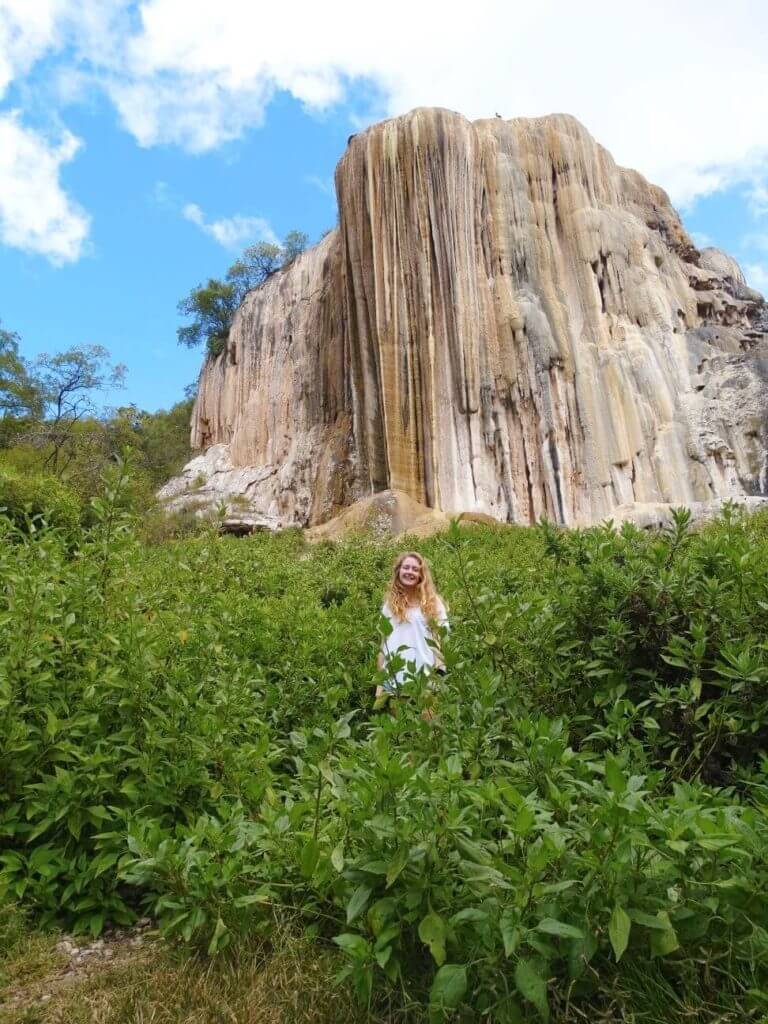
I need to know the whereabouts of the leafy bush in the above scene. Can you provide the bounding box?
[476,507,768,783]
[1,479,767,1021]
[0,466,81,538]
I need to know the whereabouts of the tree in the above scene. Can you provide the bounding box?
[0,323,41,426]
[238,242,283,286]
[177,230,309,358]
[177,278,240,354]
[282,230,309,263]
[139,398,194,484]
[29,345,126,475]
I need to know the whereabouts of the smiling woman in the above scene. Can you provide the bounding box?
[376,551,449,701]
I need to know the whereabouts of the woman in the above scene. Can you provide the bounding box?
[376,551,449,705]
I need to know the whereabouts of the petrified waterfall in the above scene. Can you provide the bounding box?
[164,108,768,529]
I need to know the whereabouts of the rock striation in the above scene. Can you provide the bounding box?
[162,108,768,529]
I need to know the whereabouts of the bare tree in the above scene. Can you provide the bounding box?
[30,345,126,475]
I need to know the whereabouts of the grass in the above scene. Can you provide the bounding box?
[3,922,764,1024]
[2,899,764,1024]
[0,917,372,1024]
[0,905,61,988]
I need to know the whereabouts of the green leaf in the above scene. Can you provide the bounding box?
[650,926,679,957]
[429,964,467,1012]
[300,838,320,879]
[368,898,396,937]
[666,840,689,854]
[536,918,584,939]
[609,905,631,961]
[333,933,370,960]
[207,916,227,956]
[418,912,447,966]
[359,859,387,876]
[514,958,549,1021]
[454,834,492,864]
[374,946,391,969]
[331,843,345,873]
[514,804,535,834]
[697,836,739,851]
[604,755,627,795]
[649,913,679,957]
[460,861,509,887]
[500,912,521,957]
[629,910,672,931]
[86,805,111,821]
[44,709,59,738]
[233,893,270,908]
[346,885,372,924]
[451,907,488,925]
[385,846,409,887]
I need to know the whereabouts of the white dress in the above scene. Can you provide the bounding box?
[380,599,449,690]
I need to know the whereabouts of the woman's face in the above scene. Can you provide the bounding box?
[398,556,422,589]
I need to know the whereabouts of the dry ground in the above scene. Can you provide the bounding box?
[0,920,380,1024]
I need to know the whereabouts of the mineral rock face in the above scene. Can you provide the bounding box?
[168,108,768,527]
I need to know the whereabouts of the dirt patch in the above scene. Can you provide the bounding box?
[0,920,154,1017]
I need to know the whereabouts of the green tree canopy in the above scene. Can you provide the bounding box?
[177,278,240,353]
[0,323,41,424]
[177,231,310,358]
[135,397,195,486]
[282,230,309,263]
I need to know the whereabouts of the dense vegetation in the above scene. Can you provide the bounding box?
[0,330,195,541]
[2,467,768,1021]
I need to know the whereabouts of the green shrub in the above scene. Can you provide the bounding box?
[0,466,81,538]
[506,507,768,782]
[1,477,767,1020]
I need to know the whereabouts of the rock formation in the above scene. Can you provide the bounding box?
[161,108,768,529]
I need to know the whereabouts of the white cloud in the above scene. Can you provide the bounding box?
[744,263,768,295]
[0,0,128,98]
[182,202,278,249]
[107,74,271,152]
[90,0,768,207]
[3,0,768,221]
[0,0,67,97]
[0,111,89,264]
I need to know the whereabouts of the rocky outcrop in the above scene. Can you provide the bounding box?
[162,108,768,529]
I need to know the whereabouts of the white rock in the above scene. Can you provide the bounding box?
[163,108,767,531]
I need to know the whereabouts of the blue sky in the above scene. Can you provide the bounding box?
[1,1,766,412]
[0,89,351,410]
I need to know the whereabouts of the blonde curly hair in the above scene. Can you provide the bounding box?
[385,551,444,623]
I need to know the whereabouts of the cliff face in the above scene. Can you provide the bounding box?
[171,108,768,528]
